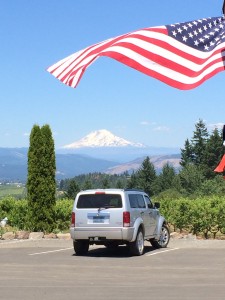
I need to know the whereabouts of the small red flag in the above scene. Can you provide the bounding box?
[214,154,225,173]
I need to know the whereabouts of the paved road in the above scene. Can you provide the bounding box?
[1,238,225,300]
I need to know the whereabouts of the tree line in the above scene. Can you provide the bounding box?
[60,119,225,199]
[1,119,225,235]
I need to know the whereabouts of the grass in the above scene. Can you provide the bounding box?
[0,184,26,198]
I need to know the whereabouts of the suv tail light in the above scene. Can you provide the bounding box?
[123,211,130,227]
[71,212,75,227]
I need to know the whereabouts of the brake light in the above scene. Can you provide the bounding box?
[123,211,130,227]
[71,212,75,227]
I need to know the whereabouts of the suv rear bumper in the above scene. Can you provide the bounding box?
[70,227,134,242]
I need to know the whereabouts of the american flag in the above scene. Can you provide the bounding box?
[47,16,225,90]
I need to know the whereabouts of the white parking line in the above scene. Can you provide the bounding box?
[28,247,179,256]
[29,247,73,256]
[145,248,180,256]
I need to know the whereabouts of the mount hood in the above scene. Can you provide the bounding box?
[63,129,145,149]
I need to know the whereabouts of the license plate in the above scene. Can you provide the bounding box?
[93,216,105,223]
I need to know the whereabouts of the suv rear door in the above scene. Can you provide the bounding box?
[75,191,124,228]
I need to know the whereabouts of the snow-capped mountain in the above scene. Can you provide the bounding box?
[63,129,146,149]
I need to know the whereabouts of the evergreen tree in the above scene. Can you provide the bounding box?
[82,179,93,190]
[180,139,194,167]
[101,177,110,188]
[126,172,138,189]
[66,178,80,198]
[191,119,209,166]
[171,175,183,194]
[203,127,223,179]
[116,179,124,189]
[41,125,56,228]
[27,124,56,232]
[179,164,205,195]
[160,163,176,191]
[27,125,45,231]
[59,179,65,191]
[151,163,177,195]
[136,156,156,196]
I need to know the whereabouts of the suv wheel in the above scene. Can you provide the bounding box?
[150,224,170,249]
[73,240,89,255]
[129,228,144,256]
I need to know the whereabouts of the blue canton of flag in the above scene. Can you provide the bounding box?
[167,17,225,52]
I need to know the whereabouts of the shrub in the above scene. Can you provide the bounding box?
[54,199,73,232]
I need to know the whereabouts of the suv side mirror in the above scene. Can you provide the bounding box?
[148,203,153,209]
[154,202,160,209]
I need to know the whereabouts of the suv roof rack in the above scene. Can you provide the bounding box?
[124,188,145,192]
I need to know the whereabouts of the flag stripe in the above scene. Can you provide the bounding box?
[102,39,221,72]
[101,41,225,77]
[100,48,225,88]
[123,31,225,64]
[47,16,225,90]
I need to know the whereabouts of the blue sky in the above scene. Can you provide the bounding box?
[1,0,224,149]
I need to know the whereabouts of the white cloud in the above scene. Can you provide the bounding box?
[140,121,150,126]
[23,131,58,137]
[153,126,170,132]
[207,123,224,130]
[140,121,157,126]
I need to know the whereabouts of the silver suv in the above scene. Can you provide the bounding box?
[70,189,170,256]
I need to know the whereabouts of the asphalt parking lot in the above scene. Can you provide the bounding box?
[1,238,225,300]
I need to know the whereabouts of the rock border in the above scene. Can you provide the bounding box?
[0,231,71,241]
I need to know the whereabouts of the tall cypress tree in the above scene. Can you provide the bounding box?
[27,124,56,232]
[41,124,56,230]
[27,125,45,231]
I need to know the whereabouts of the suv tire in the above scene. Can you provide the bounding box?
[150,224,170,249]
[129,228,144,256]
[74,240,89,255]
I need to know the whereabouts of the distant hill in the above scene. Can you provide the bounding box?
[0,148,27,182]
[0,148,118,182]
[56,154,118,178]
[0,147,181,182]
[105,154,181,175]
[58,146,180,163]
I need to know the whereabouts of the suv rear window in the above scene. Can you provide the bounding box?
[77,194,122,209]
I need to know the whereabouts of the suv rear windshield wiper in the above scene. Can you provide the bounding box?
[98,206,116,211]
